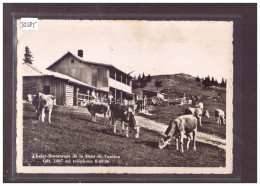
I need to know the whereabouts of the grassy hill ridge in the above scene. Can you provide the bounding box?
[133,73,226,101]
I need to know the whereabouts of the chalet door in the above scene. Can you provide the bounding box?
[43,86,51,94]
[65,84,74,106]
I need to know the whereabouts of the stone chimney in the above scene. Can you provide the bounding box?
[78,50,83,58]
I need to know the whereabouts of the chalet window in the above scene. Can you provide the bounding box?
[71,59,74,63]
[43,86,50,94]
[116,73,121,81]
[109,70,115,79]
[123,76,127,84]
[128,80,131,86]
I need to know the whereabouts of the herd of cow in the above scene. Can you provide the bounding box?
[26,92,226,153]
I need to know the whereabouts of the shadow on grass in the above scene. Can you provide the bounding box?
[75,116,110,126]
[76,117,94,123]
[23,107,35,112]
[134,139,159,149]
[89,127,130,139]
[23,116,37,120]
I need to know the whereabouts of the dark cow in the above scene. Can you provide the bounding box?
[158,115,198,153]
[28,92,56,123]
[110,103,140,138]
[84,101,110,123]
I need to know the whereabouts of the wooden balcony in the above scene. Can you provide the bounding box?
[108,78,132,94]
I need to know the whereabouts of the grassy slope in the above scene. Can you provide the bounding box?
[138,98,226,139]
[134,73,227,138]
[23,103,225,167]
[134,73,226,101]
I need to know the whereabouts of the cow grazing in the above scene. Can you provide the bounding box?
[110,103,140,138]
[184,107,209,127]
[84,101,110,123]
[158,115,198,153]
[28,92,56,123]
[195,102,204,110]
[215,109,226,125]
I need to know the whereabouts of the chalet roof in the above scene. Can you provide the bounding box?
[46,51,133,78]
[22,63,108,92]
[142,89,160,93]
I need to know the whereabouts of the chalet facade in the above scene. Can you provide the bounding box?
[23,63,108,106]
[47,50,133,102]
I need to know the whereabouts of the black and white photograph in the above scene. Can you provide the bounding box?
[16,19,233,174]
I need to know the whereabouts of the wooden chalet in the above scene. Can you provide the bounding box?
[47,50,133,102]
[142,89,165,99]
[23,63,109,106]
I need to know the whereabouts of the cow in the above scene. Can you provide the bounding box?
[121,99,137,115]
[83,100,110,123]
[27,94,34,103]
[184,107,210,127]
[28,94,56,107]
[27,92,56,123]
[122,98,128,106]
[27,94,38,115]
[215,109,226,125]
[110,103,140,138]
[108,93,114,104]
[195,102,204,110]
[158,115,198,153]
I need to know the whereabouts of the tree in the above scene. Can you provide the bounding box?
[23,46,34,64]
[155,80,163,90]
[196,75,201,83]
[213,78,219,86]
[220,78,226,87]
[211,77,214,83]
[146,74,152,82]
[142,73,146,81]
[202,75,211,88]
[140,81,147,88]
[132,81,140,89]
[137,74,142,81]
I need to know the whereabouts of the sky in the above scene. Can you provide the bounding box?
[17,20,233,82]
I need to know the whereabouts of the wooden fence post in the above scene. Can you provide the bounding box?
[76,87,79,106]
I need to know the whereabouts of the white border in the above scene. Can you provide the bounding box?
[16,19,233,175]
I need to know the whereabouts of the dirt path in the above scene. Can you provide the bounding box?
[135,115,226,150]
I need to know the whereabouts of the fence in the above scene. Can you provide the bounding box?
[77,93,109,105]
[78,93,91,101]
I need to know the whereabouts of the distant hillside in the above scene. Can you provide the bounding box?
[133,73,226,101]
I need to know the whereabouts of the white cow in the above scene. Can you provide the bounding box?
[158,115,198,153]
[195,102,204,110]
[28,94,56,106]
[28,93,56,123]
[185,107,210,127]
[187,99,192,105]
[215,109,226,125]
